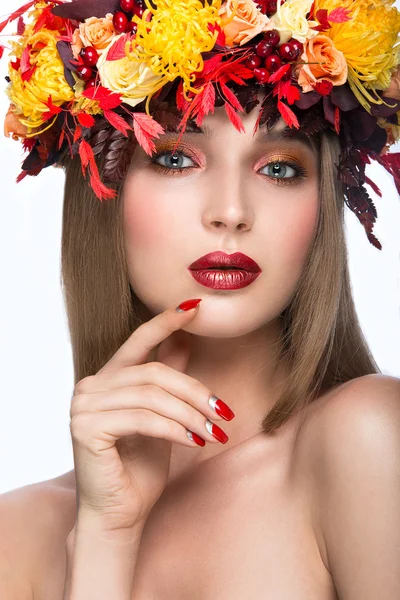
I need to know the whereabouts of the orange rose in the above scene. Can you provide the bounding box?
[218,0,271,47]
[4,105,28,140]
[71,13,116,59]
[382,66,400,101]
[296,34,347,93]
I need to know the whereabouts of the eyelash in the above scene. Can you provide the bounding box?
[149,149,308,185]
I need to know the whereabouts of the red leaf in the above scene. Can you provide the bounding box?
[328,7,352,23]
[11,58,21,70]
[314,79,333,96]
[267,63,291,84]
[277,100,299,129]
[0,1,35,34]
[0,46,4,60]
[132,112,165,155]
[311,9,331,32]
[44,94,62,118]
[78,139,116,200]
[286,85,301,105]
[224,102,245,133]
[194,82,216,126]
[103,109,132,136]
[100,93,122,110]
[207,22,225,46]
[17,16,25,35]
[21,66,36,81]
[175,80,188,112]
[334,106,340,134]
[73,124,82,143]
[58,128,66,150]
[219,82,244,112]
[200,54,223,77]
[77,112,96,128]
[365,176,382,197]
[106,33,132,61]
[20,45,31,75]
[83,85,122,109]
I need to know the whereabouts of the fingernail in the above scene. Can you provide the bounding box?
[186,430,206,446]
[176,298,202,312]
[208,395,235,421]
[205,419,229,444]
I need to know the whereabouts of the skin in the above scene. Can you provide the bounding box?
[122,102,320,483]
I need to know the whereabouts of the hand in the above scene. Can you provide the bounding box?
[69,299,234,534]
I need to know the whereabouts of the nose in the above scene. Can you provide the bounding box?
[201,170,254,233]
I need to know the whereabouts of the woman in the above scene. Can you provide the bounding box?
[1,0,399,598]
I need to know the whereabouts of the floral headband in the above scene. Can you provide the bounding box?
[1,0,400,249]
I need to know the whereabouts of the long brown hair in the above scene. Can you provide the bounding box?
[58,125,380,436]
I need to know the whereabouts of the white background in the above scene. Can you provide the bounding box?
[0,1,399,494]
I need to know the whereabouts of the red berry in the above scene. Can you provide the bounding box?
[120,0,134,12]
[253,67,270,84]
[290,39,304,58]
[77,65,94,81]
[80,46,99,67]
[113,11,129,32]
[126,20,137,33]
[85,78,97,89]
[133,4,145,18]
[263,29,280,47]
[266,0,277,15]
[279,42,296,61]
[265,53,282,72]
[245,53,262,69]
[256,40,274,58]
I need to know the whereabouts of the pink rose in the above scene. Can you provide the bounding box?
[219,0,271,46]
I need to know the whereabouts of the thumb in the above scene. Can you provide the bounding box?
[154,329,193,373]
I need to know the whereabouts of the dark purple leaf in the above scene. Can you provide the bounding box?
[322,95,335,125]
[294,88,321,109]
[369,94,400,118]
[56,41,77,89]
[51,0,120,21]
[330,83,359,111]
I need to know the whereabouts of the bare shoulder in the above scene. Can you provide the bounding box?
[0,472,77,599]
[296,373,400,592]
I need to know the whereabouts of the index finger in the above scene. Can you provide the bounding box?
[97,299,202,375]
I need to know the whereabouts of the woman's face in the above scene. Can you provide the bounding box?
[122,104,320,337]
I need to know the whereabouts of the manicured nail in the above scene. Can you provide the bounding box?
[186,430,206,446]
[176,298,202,312]
[208,395,235,421]
[205,419,229,444]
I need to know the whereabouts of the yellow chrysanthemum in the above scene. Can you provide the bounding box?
[313,0,400,112]
[129,0,222,111]
[6,4,74,133]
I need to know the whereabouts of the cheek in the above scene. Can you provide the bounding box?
[265,185,319,291]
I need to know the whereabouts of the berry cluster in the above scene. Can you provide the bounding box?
[75,0,146,89]
[245,30,303,84]
[113,0,146,33]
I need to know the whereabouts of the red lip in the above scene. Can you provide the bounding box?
[189,251,261,272]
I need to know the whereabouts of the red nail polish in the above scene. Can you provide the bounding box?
[187,430,206,446]
[176,298,202,312]
[206,420,229,444]
[213,398,235,421]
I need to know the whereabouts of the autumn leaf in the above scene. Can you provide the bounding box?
[277,100,299,128]
[225,102,245,133]
[132,112,165,155]
[77,112,96,128]
[79,139,116,201]
[314,79,333,96]
[0,0,35,34]
[267,63,291,85]
[219,82,244,112]
[327,7,352,23]
[41,94,62,121]
[106,33,132,61]
[103,110,132,136]
[0,45,4,60]
[194,82,216,126]
[83,85,122,110]
[73,124,82,143]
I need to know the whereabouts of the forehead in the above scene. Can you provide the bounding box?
[152,103,317,155]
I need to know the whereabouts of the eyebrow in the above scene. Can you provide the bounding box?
[158,117,317,153]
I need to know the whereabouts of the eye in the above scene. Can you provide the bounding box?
[258,160,306,184]
[152,150,196,171]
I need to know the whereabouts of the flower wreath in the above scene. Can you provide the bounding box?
[1,0,400,249]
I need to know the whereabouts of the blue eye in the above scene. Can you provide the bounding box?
[153,151,195,170]
[263,161,298,179]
